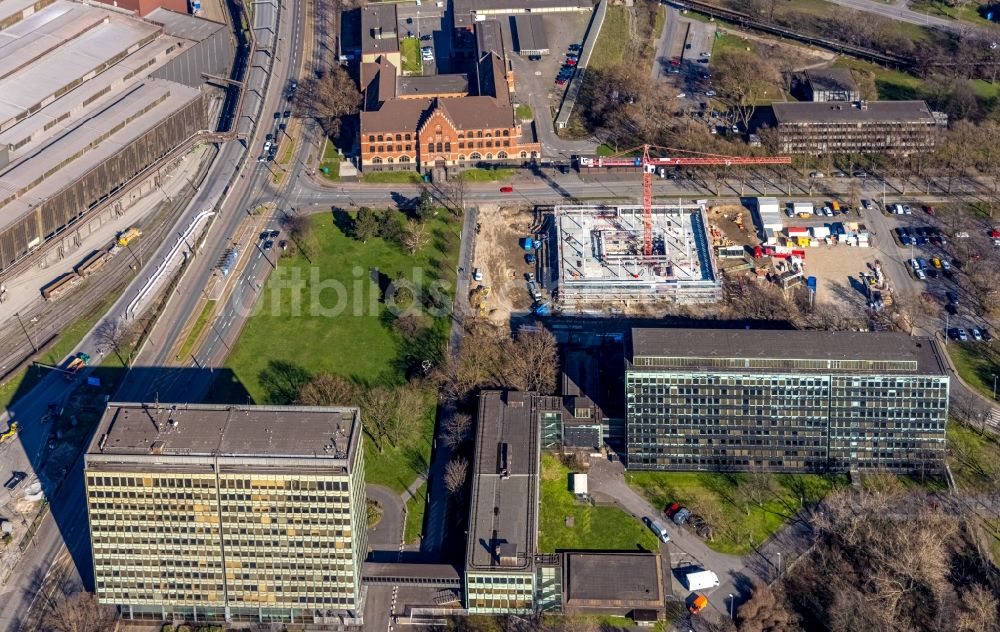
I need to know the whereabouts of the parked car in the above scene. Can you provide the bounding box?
[642,516,670,543]
[915,268,926,280]
[699,51,711,58]
[853,170,868,178]
[4,471,26,490]
[948,328,961,340]
[500,186,514,193]
[924,205,935,215]
[528,54,541,61]
[673,508,691,525]
[982,329,993,342]
[972,327,984,341]
[473,268,483,281]
[810,171,825,178]
[664,502,682,518]
[958,328,969,341]
[946,303,958,315]
[705,90,717,97]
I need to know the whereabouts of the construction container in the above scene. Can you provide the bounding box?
[811,226,830,239]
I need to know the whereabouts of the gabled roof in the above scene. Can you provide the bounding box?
[476,51,510,105]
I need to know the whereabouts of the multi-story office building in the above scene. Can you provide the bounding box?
[85,403,366,624]
[770,100,946,156]
[465,391,541,614]
[626,329,949,473]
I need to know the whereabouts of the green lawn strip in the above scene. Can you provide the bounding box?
[176,300,217,362]
[362,171,424,184]
[589,5,627,71]
[909,0,992,25]
[404,481,428,544]
[515,104,533,121]
[319,138,341,181]
[714,32,754,55]
[947,342,999,402]
[459,167,517,182]
[539,455,660,553]
[400,37,423,75]
[832,57,924,101]
[626,470,846,555]
[947,421,1000,493]
[219,212,460,492]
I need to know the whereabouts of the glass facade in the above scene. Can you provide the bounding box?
[626,369,948,473]
[465,572,535,614]
[86,447,366,622]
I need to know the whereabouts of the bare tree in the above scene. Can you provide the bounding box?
[501,329,558,394]
[95,318,133,365]
[292,66,362,138]
[402,219,431,255]
[42,592,116,632]
[362,386,399,453]
[714,50,778,131]
[444,456,469,494]
[443,412,472,448]
[296,373,359,406]
[737,581,799,632]
[956,584,1000,632]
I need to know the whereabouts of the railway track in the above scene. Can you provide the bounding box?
[0,157,210,382]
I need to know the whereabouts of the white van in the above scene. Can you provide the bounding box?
[685,570,720,591]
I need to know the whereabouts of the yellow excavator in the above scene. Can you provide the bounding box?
[0,421,19,444]
[469,285,491,317]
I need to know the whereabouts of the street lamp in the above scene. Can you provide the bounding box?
[728,593,735,620]
[993,374,998,401]
[777,551,782,575]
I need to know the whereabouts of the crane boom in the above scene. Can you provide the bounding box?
[579,145,793,257]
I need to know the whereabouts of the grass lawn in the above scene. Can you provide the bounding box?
[459,167,517,182]
[515,104,533,121]
[539,455,660,553]
[217,212,460,492]
[626,470,847,555]
[176,300,216,362]
[362,171,424,184]
[714,32,754,56]
[948,421,1000,493]
[832,57,924,101]
[319,139,341,182]
[910,0,991,25]
[404,482,427,544]
[947,342,999,403]
[400,37,423,75]
[589,5,627,71]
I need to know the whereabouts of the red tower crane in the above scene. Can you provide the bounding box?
[579,145,793,256]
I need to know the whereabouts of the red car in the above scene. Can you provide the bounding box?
[555,78,567,85]
[924,205,935,215]
[565,58,577,66]
[500,186,514,193]
[664,502,681,518]
[669,57,681,66]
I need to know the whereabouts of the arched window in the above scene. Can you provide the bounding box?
[387,157,394,163]
[405,133,412,141]
[477,141,484,149]
[428,143,434,153]
[476,131,483,138]
[369,146,375,153]
[502,130,509,137]
[377,135,384,142]
[399,155,411,163]
[435,125,443,134]
[458,133,465,139]
[485,131,492,137]
[458,155,466,161]
[497,151,508,159]
[530,151,538,158]
[485,153,493,160]
[520,151,527,158]
[445,142,451,152]
[368,135,375,142]
[372,156,383,164]
[470,152,481,160]
[436,142,443,152]
[485,140,492,148]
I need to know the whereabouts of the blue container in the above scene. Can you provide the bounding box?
[807,276,817,291]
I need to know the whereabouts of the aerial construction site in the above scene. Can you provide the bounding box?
[553,203,722,308]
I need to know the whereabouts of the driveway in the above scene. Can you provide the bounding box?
[587,459,754,620]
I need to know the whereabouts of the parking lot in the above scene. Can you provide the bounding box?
[503,12,591,100]
[396,3,450,74]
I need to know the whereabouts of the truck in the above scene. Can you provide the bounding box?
[689,594,709,615]
[685,570,721,591]
[791,202,813,217]
[116,227,142,247]
[643,516,670,542]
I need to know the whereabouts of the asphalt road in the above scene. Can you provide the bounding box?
[826,0,972,33]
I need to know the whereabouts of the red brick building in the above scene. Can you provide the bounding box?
[359,52,540,173]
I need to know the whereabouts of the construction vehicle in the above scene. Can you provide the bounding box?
[0,421,18,444]
[578,146,791,256]
[689,594,709,615]
[116,227,142,247]
[469,285,491,316]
